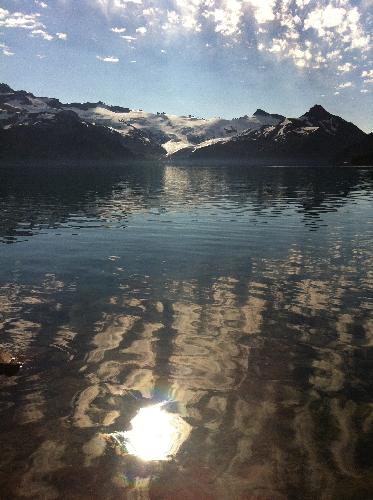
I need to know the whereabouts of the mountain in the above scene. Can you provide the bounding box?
[173,105,367,164]
[339,133,373,166]
[0,110,136,161]
[0,85,163,160]
[0,83,370,164]
[0,84,282,161]
[253,108,285,121]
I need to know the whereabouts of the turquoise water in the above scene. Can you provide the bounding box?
[0,164,372,499]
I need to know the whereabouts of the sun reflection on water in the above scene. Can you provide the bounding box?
[109,402,191,462]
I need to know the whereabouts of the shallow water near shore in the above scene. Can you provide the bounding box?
[0,163,373,499]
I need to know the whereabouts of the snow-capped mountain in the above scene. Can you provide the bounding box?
[0,83,370,164]
[0,83,283,160]
[173,104,368,164]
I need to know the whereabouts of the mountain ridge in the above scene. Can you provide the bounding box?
[0,83,371,165]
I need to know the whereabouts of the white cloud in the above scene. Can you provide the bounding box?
[338,62,354,72]
[337,81,353,89]
[172,0,202,31]
[0,42,14,56]
[31,29,54,41]
[304,6,347,36]
[326,50,341,60]
[246,0,275,24]
[166,10,180,24]
[256,0,371,72]
[121,35,136,42]
[111,27,126,33]
[268,38,288,53]
[35,1,48,8]
[94,0,143,14]
[289,47,312,66]
[202,0,276,37]
[361,89,369,93]
[296,0,310,7]
[362,70,373,79]
[68,0,371,77]
[204,2,242,37]
[56,32,67,40]
[0,10,43,30]
[96,55,119,62]
[362,69,373,84]
[303,3,370,53]
[354,36,370,50]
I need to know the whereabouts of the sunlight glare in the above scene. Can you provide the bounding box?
[111,402,191,461]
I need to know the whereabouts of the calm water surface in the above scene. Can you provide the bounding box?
[0,164,372,500]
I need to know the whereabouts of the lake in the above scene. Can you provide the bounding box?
[0,164,372,499]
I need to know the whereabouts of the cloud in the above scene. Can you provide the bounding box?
[121,35,136,42]
[31,29,54,40]
[0,9,43,30]
[362,70,373,84]
[303,3,370,52]
[56,32,67,40]
[338,62,354,73]
[0,42,14,56]
[247,0,275,24]
[304,5,346,35]
[296,0,311,7]
[337,81,353,89]
[66,0,372,77]
[94,0,142,14]
[255,0,371,72]
[35,1,48,8]
[362,70,373,79]
[203,0,242,37]
[96,55,119,62]
[326,50,340,60]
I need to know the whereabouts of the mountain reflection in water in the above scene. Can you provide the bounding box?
[0,164,372,499]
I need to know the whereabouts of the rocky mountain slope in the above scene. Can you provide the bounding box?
[174,105,367,165]
[0,83,280,161]
[339,133,373,166]
[0,83,370,164]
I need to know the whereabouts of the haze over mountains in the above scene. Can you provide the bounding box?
[0,83,372,165]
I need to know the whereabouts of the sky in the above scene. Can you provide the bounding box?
[0,0,372,131]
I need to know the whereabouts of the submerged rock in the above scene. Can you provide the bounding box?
[0,348,22,376]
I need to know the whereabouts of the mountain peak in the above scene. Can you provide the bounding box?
[254,108,270,117]
[254,108,285,121]
[305,104,332,120]
[0,83,14,94]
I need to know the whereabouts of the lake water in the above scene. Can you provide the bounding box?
[0,164,373,500]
